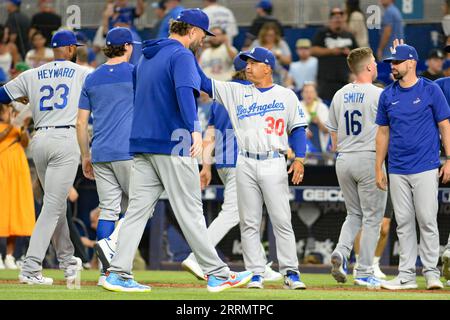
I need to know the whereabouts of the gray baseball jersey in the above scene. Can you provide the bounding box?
[326,83,383,153]
[4,60,91,128]
[212,81,307,153]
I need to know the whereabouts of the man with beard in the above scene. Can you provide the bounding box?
[103,9,252,293]
[199,26,237,81]
[375,44,450,290]
[0,30,91,285]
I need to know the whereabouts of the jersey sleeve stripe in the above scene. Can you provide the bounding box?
[212,79,216,101]
[325,123,338,132]
[3,85,15,100]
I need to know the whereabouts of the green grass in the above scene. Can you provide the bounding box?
[0,269,449,300]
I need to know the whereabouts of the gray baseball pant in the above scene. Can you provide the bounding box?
[334,151,387,278]
[237,155,299,277]
[93,160,132,221]
[21,128,80,277]
[389,169,441,280]
[186,167,267,265]
[108,154,230,279]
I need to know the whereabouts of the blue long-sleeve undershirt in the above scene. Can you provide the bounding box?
[0,87,12,104]
[289,126,306,158]
[195,59,213,97]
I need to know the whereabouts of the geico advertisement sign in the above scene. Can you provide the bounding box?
[302,189,345,202]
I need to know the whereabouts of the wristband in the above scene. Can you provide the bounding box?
[294,157,305,165]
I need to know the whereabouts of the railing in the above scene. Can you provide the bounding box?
[0,0,444,29]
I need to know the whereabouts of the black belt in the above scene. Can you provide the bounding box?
[240,150,284,160]
[36,125,75,130]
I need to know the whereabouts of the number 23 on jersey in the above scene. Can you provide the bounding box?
[39,84,70,111]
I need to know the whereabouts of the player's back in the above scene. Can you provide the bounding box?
[327,82,382,153]
[5,60,91,128]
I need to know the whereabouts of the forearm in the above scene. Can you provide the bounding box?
[136,0,145,16]
[225,43,237,60]
[0,124,13,142]
[76,119,90,159]
[310,46,335,57]
[378,28,392,53]
[278,55,292,66]
[375,126,389,170]
[176,86,200,133]
[439,120,450,157]
[202,126,215,166]
[330,131,337,151]
[195,60,213,97]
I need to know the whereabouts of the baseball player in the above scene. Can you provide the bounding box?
[196,46,308,290]
[326,47,387,288]
[103,9,252,293]
[376,44,450,290]
[433,44,450,287]
[181,55,282,284]
[76,27,140,286]
[0,30,91,285]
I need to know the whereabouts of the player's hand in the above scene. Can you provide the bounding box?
[15,96,29,104]
[376,169,388,191]
[440,161,450,184]
[288,159,304,185]
[200,167,212,190]
[82,156,95,180]
[390,38,405,53]
[190,131,203,158]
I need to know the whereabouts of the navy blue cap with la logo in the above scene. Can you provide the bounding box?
[239,47,276,70]
[176,8,215,36]
[383,44,419,62]
[106,27,141,46]
[51,30,84,48]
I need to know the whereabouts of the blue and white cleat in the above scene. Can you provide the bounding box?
[331,251,348,283]
[354,276,382,289]
[94,238,115,270]
[207,271,252,293]
[247,275,264,289]
[283,271,306,290]
[103,272,151,292]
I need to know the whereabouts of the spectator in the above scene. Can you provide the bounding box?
[202,0,238,44]
[244,0,284,49]
[25,31,54,69]
[421,49,446,81]
[443,0,450,39]
[250,22,291,85]
[377,0,404,61]
[200,27,237,81]
[28,0,61,47]
[4,0,31,60]
[156,0,184,39]
[311,7,357,102]
[299,82,330,153]
[285,39,318,92]
[0,103,35,270]
[0,25,20,81]
[345,0,369,48]
[104,0,146,32]
[149,1,167,39]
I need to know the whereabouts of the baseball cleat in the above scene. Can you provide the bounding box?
[181,257,205,280]
[95,238,115,270]
[283,271,306,290]
[425,278,443,290]
[19,273,53,285]
[381,277,418,290]
[441,249,450,280]
[207,271,252,293]
[331,251,348,283]
[354,276,382,289]
[263,262,282,281]
[373,262,387,279]
[103,272,151,292]
[247,275,264,289]
[446,280,450,287]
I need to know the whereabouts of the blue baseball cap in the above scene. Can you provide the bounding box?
[239,47,275,70]
[383,44,419,62]
[7,0,21,6]
[106,27,141,46]
[256,0,272,11]
[233,53,248,71]
[176,8,215,36]
[51,30,84,48]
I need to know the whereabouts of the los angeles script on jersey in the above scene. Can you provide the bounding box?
[236,100,285,120]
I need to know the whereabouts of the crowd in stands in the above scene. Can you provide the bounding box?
[1,0,450,268]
